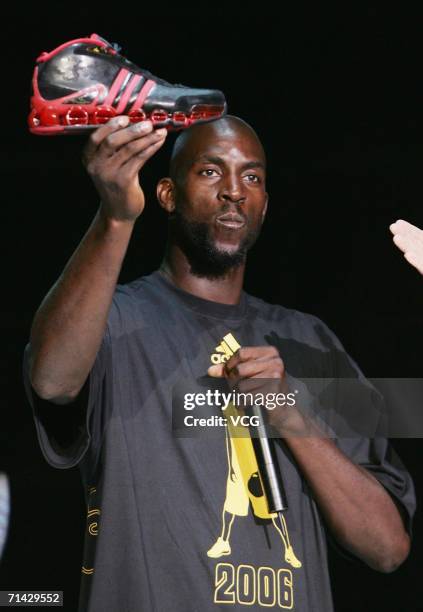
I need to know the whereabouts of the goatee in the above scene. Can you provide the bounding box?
[169,208,260,280]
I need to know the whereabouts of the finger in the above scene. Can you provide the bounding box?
[224,346,279,374]
[111,127,167,168]
[99,121,156,158]
[83,115,131,161]
[207,359,272,380]
[208,346,281,379]
[226,356,284,381]
[392,233,408,254]
[392,232,423,255]
[403,251,423,275]
[208,364,225,377]
[119,131,167,177]
[390,219,423,239]
[237,377,282,396]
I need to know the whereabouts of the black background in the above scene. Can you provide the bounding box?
[1,3,422,611]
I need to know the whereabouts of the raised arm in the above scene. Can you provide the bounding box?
[29,117,167,404]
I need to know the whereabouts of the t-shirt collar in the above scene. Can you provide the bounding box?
[150,270,248,321]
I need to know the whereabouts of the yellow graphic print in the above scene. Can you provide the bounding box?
[214,563,294,609]
[207,333,302,571]
[82,486,100,576]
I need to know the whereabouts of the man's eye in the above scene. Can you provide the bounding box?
[245,174,260,183]
[200,169,218,176]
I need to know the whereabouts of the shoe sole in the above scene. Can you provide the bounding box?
[29,103,227,136]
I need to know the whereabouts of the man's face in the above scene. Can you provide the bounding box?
[170,124,268,277]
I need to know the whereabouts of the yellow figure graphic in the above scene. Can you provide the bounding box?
[207,335,302,570]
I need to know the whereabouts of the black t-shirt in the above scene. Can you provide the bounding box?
[23,271,416,612]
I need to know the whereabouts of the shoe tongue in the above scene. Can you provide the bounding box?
[90,33,112,46]
[89,33,122,53]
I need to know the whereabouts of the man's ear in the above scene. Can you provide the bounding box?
[157,177,176,213]
[262,193,269,222]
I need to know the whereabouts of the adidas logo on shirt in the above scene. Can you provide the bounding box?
[210,333,241,364]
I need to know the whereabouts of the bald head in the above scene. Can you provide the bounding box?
[169,115,266,184]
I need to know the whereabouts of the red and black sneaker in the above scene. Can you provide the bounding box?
[28,34,227,135]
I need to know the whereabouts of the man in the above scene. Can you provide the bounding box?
[24,115,415,611]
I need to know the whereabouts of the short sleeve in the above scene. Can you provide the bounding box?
[22,330,110,470]
[302,317,416,553]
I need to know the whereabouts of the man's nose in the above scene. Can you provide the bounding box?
[218,175,246,204]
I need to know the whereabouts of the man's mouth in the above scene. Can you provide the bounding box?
[216,213,246,230]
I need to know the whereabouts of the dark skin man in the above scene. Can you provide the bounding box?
[28,114,410,574]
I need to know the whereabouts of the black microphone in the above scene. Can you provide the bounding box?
[248,402,288,514]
